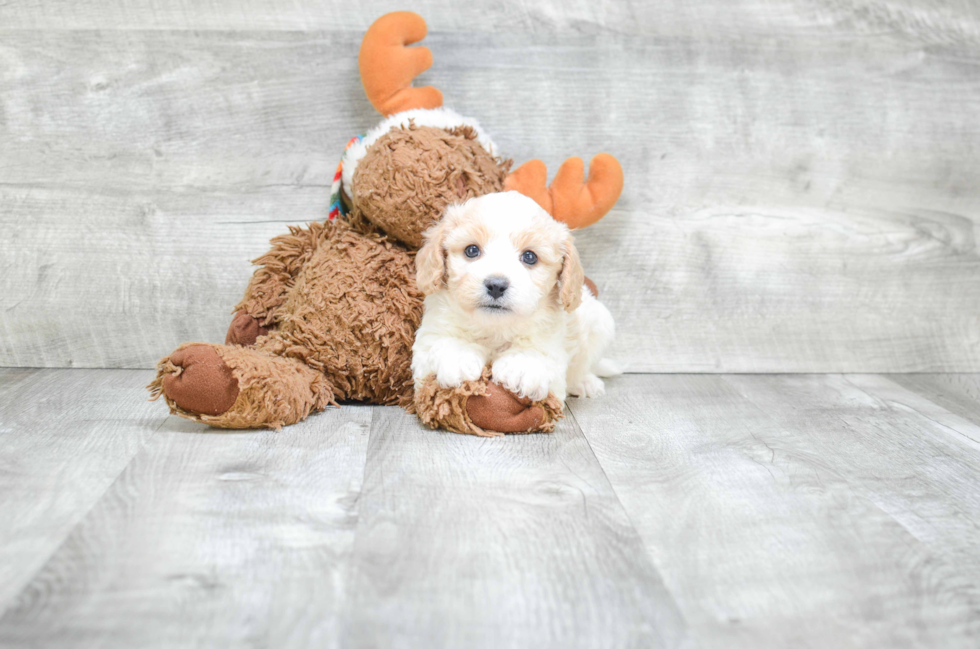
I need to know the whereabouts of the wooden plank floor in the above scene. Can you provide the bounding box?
[1,369,979,647]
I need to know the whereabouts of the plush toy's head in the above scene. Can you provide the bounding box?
[343,113,511,249]
[340,11,625,250]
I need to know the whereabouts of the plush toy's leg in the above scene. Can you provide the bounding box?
[225,310,271,346]
[411,369,563,437]
[148,343,335,429]
[223,221,332,348]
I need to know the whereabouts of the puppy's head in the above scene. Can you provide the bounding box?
[416,191,585,318]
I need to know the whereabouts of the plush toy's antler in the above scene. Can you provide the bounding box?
[359,11,444,116]
[504,154,624,229]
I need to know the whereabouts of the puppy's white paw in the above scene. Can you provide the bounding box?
[492,354,551,401]
[435,349,485,388]
[568,373,605,398]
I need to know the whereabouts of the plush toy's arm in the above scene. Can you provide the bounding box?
[412,368,563,437]
[231,222,327,336]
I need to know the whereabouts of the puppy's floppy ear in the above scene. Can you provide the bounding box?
[416,212,451,294]
[559,231,585,312]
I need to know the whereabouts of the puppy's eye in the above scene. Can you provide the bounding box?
[521,250,538,266]
[464,244,481,259]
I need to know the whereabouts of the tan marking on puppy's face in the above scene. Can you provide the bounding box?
[423,192,580,321]
[508,219,564,308]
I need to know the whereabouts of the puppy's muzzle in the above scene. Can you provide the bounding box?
[484,276,509,300]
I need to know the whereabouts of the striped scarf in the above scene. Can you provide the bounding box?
[328,135,363,220]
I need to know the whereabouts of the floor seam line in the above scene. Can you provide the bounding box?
[563,401,690,633]
[0,414,168,620]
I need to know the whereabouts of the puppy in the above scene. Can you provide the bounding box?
[412,191,618,403]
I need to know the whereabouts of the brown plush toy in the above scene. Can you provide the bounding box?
[148,11,623,436]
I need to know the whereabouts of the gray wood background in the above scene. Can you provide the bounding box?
[2,0,979,371]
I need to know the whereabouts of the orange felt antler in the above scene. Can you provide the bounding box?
[359,12,444,116]
[504,153,624,229]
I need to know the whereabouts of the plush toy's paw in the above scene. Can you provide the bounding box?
[466,382,546,433]
[225,311,271,347]
[491,354,552,402]
[568,373,605,398]
[161,345,240,416]
[435,349,485,388]
[412,369,564,436]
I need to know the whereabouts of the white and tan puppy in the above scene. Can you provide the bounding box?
[412,191,618,402]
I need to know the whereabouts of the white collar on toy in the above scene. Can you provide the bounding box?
[341,107,498,200]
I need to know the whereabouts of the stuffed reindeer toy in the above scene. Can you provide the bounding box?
[149,11,623,436]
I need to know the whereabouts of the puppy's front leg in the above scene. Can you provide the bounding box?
[491,345,567,402]
[412,335,489,389]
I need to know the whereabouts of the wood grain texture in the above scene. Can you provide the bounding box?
[0,30,368,368]
[2,371,979,645]
[888,373,980,428]
[2,1,980,370]
[2,0,979,35]
[340,406,686,649]
[0,368,158,613]
[724,374,980,643]
[0,396,373,648]
[567,374,980,647]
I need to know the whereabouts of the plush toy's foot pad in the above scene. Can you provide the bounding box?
[467,382,546,433]
[156,344,240,416]
[149,342,336,430]
[225,310,271,347]
[411,368,563,437]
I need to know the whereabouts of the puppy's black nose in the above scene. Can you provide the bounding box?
[484,276,509,300]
